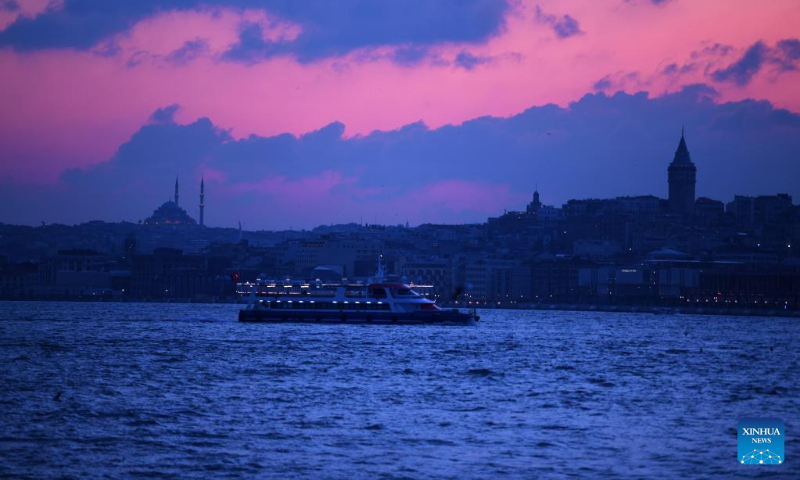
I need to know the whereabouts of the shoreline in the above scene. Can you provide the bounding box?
[498,302,800,318]
[1,297,798,318]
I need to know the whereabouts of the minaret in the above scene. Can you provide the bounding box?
[667,128,696,216]
[174,175,179,206]
[199,176,205,227]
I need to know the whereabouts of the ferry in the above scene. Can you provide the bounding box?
[237,263,478,326]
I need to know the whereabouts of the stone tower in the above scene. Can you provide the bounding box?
[667,129,696,216]
[527,187,542,214]
[174,175,179,206]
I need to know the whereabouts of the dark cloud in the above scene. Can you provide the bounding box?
[125,50,149,68]
[220,21,273,64]
[711,38,800,86]
[389,46,444,67]
[711,41,768,86]
[148,104,181,124]
[165,38,209,65]
[690,43,733,61]
[777,39,800,60]
[661,63,696,76]
[1,0,19,12]
[94,40,122,58]
[3,85,799,228]
[0,0,509,64]
[454,51,492,70]
[591,71,643,93]
[774,38,800,71]
[534,6,583,39]
[0,1,157,51]
[223,0,509,63]
[593,76,613,91]
[624,0,673,5]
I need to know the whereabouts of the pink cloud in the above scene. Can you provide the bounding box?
[1,0,799,187]
[0,0,52,30]
[107,8,301,62]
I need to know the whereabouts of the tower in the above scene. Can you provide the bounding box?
[199,176,205,227]
[174,175,179,206]
[667,128,696,216]
[527,187,542,214]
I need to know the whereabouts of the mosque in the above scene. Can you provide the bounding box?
[143,176,205,226]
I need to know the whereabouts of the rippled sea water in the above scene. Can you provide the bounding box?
[0,301,798,479]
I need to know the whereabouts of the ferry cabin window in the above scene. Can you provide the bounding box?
[371,289,387,299]
[391,288,419,297]
[268,301,389,311]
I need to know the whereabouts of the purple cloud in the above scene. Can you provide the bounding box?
[775,39,800,71]
[711,41,768,86]
[148,104,181,124]
[712,38,800,86]
[0,0,510,64]
[165,38,209,65]
[535,6,583,39]
[1,0,19,13]
[624,0,673,5]
[593,76,613,91]
[454,51,492,70]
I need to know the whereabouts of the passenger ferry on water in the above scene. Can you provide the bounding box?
[237,262,478,326]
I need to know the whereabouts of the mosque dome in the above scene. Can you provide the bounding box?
[144,200,197,226]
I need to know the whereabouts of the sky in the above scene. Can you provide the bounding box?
[0,0,799,229]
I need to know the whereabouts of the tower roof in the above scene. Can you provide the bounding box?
[671,130,693,165]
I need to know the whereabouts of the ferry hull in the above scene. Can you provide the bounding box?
[238,309,477,325]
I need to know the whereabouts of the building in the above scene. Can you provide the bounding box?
[754,194,793,225]
[695,197,725,224]
[573,239,622,261]
[526,189,542,214]
[130,247,219,300]
[144,177,198,226]
[530,255,581,301]
[398,257,455,299]
[0,261,38,298]
[667,129,697,216]
[464,258,516,303]
[726,195,755,225]
[34,249,117,298]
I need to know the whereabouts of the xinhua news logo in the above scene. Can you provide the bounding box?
[738,418,784,465]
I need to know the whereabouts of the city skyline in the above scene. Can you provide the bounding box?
[1,1,799,229]
[2,123,797,231]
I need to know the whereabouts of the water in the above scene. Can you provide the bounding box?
[0,301,797,479]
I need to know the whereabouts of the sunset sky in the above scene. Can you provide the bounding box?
[1,0,799,229]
